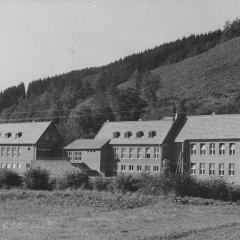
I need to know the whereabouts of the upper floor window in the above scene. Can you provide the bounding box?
[229,143,235,155]
[5,132,11,138]
[148,131,156,138]
[209,143,215,155]
[136,131,143,138]
[121,148,126,159]
[15,132,22,138]
[12,147,17,157]
[18,147,22,157]
[113,148,118,159]
[219,163,225,176]
[6,147,11,157]
[190,143,196,155]
[67,151,73,160]
[74,151,82,161]
[137,148,142,159]
[154,147,160,159]
[190,163,196,175]
[1,147,6,157]
[209,163,215,175]
[145,148,151,158]
[200,143,206,155]
[129,148,134,159]
[113,132,120,138]
[124,131,132,138]
[219,143,225,155]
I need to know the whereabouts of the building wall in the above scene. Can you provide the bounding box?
[0,145,36,174]
[186,140,240,183]
[112,144,162,174]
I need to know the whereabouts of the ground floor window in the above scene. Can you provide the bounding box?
[26,163,31,169]
[17,163,21,169]
[129,165,134,171]
[219,163,225,176]
[145,165,150,172]
[190,163,196,175]
[121,165,126,171]
[12,163,16,169]
[209,163,215,176]
[199,163,205,175]
[229,163,235,176]
[137,165,142,171]
[153,166,159,172]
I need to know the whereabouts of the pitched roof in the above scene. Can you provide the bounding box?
[94,120,173,145]
[175,114,240,142]
[0,121,52,145]
[64,139,109,150]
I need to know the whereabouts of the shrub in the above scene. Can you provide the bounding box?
[23,167,50,190]
[91,177,113,191]
[58,171,89,190]
[0,169,22,188]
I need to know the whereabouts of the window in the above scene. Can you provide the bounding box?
[6,163,11,169]
[145,148,151,158]
[18,147,22,157]
[219,163,225,176]
[129,165,134,171]
[219,143,225,155]
[154,147,160,159]
[129,148,134,159]
[136,131,143,138]
[5,132,11,138]
[190,163,196,175]
[26,163,31,169]
[137,165,142,171]
[17,163,21,169]
[209,163,215,175]
[199,163,205,175]
[229,143,235,155]
[145,165,150,171]
[190,143,196,155]
[12,163,16,169]
[209,143,215,155]
[12,147,17,157]
[229,164,235,176]
[124,131,132,138]
[148,131,156,138]
[200,143,206,155]
[153,166,159,172]
[113,148,118,159]
[1,163,6,168]
[67,151,73,160]
[15,132,22,138]
[113,132,120,138]
[137,148,142,159]
[1,147,5,157]
[74,151,82,161]
[121,148,126,159]
[6,147,11,157]
[121,165,126,171]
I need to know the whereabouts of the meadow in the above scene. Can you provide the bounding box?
[1,190,240,240]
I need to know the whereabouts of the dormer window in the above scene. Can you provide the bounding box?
[136,131,144,138]
[124,131,132,138]
[148,131,156,138]
[5,132,11,138]
[113,132,120,138]
[15,132,22,138]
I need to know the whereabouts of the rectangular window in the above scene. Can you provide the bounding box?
[200,143,206,155]
[26,163,31,169]
[1,147,5,157]
[129,148,134,159]
[6,163,11,169]
[137,148,142,159]
[121,165,126,171]
[1,163,6,168]
[6,147,11,157]
[219,143,225,155]
[190,143,197,155]
[74,151,82,161]
[154,147,160,159]
[113,148,118,159]
[137,165,142,171]
[229,163,235,176]
[209,163,215,175]
[129,165,134,171]
[17,147,22,157]
[219,163,225,176]
[145,165,150,171]
[190,163,196,175]
[145,148,151,158]
[199,163,205,175]
[209,143,215,155]
[153,166,159,172]
[229,143,235,155]
[12,147,17,157]
[67,151,73,160]
[121,148,126,159]
[12,163,16,169]
[17,163,21,169]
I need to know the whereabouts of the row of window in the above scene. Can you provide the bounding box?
[190,143,235,156]
[190,163,235,176]
[120,164,160,172]
[0,163,30,169]
[113,131,156,139]
[114,147,160,160]
[0,147,22,158]
[1,132,22,139]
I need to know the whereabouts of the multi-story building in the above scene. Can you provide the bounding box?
[174,114,240,184]
[0,121,62,174]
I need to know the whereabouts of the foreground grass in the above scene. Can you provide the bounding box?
[1,190,240,239]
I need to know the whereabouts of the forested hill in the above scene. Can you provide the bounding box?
[1,18,240,139]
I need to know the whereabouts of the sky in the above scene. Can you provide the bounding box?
[0,0,240,92]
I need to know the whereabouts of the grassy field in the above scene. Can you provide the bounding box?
[1,190,240,240]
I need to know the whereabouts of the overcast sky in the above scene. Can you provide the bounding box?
[0,0,239,92]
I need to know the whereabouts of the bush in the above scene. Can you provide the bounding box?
[23,167,50,190]
[91,177,113,191]
[58,171,89,190]
[0,169,22,188]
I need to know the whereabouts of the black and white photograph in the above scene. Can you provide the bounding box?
[1,0,240,239]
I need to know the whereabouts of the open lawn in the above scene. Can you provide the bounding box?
[1,190,240,240]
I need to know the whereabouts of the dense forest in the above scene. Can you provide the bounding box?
[0,18,240,139]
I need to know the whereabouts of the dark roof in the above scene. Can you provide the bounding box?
[94,120,173,144]
[64,139,109,150]
[175,114,240,142]
[0,121,52,145]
